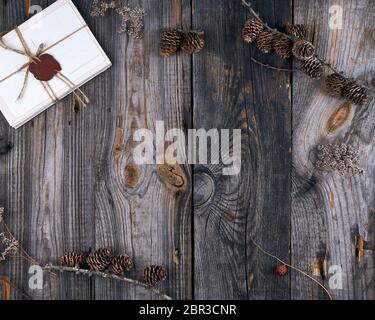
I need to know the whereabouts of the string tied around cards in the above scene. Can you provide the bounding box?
[0,25,90,107]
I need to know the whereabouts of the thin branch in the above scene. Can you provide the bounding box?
[242,0,375,95]
[251,57,299,72]
[250,238,333,300]
[241,0,294,39]
[0,208,57,279]
[251,57,375,97]
[43,264,173,300]
[320,61,375,93]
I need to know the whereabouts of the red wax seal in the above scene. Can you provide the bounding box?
[29,54,61,81]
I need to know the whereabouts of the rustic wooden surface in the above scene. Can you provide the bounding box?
[292,0,375,300]
[0,0,374,300]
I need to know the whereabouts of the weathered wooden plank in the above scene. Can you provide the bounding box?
[0,0,50,301]
[292,0,375,300]
[192,0,292,299]
[2,0,373,301]
[91,0,192,300]
[0,0,16,301]
[0,0,193,300]
[1,0,98,300]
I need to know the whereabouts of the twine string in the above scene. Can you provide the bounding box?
[17,68,30,101]
[15,27,33,58]
[0,25,89,104]
[41,81,58,102]
[56,72,90,107]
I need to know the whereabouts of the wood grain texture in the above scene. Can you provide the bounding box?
[0,0,193,300]
[292,0,375,300]
[192,0,292,299]
[90,0,192,300]
[1,0,374,300]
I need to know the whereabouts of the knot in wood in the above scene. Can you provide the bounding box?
[0,138,13,155]
[124,163,141,188]
[157,164,186,192]
[193,172,215,208]
[326,101,351,134]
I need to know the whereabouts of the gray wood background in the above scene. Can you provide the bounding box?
[0,0,374,300]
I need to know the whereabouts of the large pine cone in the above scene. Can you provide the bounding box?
[286,24,307,39]
[292,40,315,60]
[273,35,292,59]
[242,18,264,43]
[325,73,348,97]
[160,29,182,57]
[108,255,133,275]
[144,265,167,286]
[343,81,368,106]
[86,248,113,271]
[181,32,205,54]
[300,57,323,79]
[256,31,274,54]
[59,252,87,268]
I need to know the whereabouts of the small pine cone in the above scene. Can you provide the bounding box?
[292,40,315,60]
[144,265,167,286]
[160,29,182,57]
[273,35,292,59]
[256,31,274,54]
[181,32,205,54]
[325,73,348,97]
[86,248,113,271]
[59,252,87,268]
[300,57,323,79]
[343,81,368,106]
[242,18,264,43]
[108,255,133,275]
[286,24,307,39]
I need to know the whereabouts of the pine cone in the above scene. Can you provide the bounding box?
[59,252,87,268]
[108,255,133,275]
[273,35,292,59]
[325,73,348,97]
[343,81,368,106]
[300,57,323,79]
[292,40,315,60]
[286,24,307,39]
[144,265,167,286]
[256,31,273,54]
[86,248,113,271]
[242,18,264,43]
[181,32,205,54]
[160,29,182,57]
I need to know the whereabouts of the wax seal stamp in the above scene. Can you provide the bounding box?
[29,54,61,81]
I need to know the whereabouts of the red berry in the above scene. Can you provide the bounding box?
[276,264,287,276]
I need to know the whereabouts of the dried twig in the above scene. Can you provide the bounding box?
[251,57,299,72]
[90,0,145,39]
[242,0,375,96]
[250,238,333,300]
[241,0,294,39]
[0,208,18,262]
[315,143,364,175]
[43,264,173,300]
[0,232,18,262]
[0,208,57,280]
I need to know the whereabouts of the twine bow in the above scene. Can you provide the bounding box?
[0,25,89,107]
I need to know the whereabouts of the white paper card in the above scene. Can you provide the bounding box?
[0,0,112,128]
